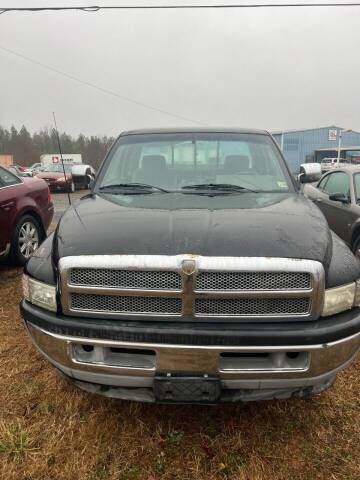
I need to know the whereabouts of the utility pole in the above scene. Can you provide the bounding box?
[337,129,352,163]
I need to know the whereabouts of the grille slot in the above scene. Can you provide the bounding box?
[196,271,311,291]
[70,268,182,290]
[195,297,310,316]
[70,293,182,315]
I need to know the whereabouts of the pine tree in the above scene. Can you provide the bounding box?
[0,124,114,169]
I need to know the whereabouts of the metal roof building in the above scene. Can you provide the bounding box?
[272,126,360,173]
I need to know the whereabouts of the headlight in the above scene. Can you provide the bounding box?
[322,281,360,317]
[22,274,57,312]
[56,177,65,182]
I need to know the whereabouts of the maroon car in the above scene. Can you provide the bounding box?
[0,166,54,265]
[36,164,75,192]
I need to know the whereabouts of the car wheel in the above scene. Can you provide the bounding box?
[11,215,41,265]
[352,235,360,259]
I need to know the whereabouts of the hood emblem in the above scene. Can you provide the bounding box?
[181,259,196,276]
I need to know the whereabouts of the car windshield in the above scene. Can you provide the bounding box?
[40,164,72,173]
[98,133,292,193]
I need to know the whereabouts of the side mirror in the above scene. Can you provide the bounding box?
[299,163,322,183]
[329,192,349,204]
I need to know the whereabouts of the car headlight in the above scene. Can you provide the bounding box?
[56,177,65,182]
[322,281,360,317]
[22,274,57,312]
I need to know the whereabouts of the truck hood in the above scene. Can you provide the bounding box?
[54,192,332,266]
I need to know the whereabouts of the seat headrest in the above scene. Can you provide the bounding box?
[141,155,167,171]
[224,155,250,173]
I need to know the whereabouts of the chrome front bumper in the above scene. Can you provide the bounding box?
[24,321,360,402]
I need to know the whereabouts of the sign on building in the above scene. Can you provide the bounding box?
[328,129,338,141]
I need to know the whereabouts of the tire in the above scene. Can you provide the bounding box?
[10,215,42,265]
[352,235,360,259]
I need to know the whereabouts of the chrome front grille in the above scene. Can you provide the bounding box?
[70,293,182,315]
[70,268,182,290]
[59,256,325,321]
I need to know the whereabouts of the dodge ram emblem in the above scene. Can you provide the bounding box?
[181,259,196,275]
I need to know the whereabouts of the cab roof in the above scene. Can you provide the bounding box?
[120,128,270,136]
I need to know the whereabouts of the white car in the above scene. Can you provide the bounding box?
[71,164,96,189]
[320,157,349,173]
[30,163,42,174]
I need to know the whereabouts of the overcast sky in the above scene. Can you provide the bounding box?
[0,0,359,137]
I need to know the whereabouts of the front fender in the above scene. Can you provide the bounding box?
[326,231,360,288]
[24,233,57,285]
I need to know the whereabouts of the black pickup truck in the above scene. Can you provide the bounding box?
[21,129,360,403]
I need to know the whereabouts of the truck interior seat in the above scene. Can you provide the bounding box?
[134,155,173,185]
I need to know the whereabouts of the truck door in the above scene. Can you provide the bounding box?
[314,171,354,244]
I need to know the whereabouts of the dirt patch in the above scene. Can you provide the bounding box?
[0,264,359,480]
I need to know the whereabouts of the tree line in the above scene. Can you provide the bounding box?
[0,125,115,169]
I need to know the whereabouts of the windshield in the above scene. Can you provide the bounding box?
[98,133,292,193]
[40,164,72,173]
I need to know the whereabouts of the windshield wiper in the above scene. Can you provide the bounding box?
[181,183,258,193]
[99,183,170,193]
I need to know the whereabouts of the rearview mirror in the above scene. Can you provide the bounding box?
[299,163,322,183]
[329,192,349,204]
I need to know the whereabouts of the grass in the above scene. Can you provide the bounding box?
[1,262,360,480]
[0,422,35,458]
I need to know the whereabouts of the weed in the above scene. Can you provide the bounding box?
[45,401,55,414]
[204,415,218,438]
[154,451,166,475]
[0,423,35,458]
[166,430,184,447]
[94,462,109,480]
[218,452,245,477]
[118,465,141,480]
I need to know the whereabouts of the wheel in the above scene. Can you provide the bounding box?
[352,235,360,259]
[68,181,75,193]
[85,174,92,189]
[11,215,42,265]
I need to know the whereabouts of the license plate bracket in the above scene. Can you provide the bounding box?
[153,375,221,403]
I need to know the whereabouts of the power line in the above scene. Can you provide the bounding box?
[1,3,360,14]
[0,45,207,126]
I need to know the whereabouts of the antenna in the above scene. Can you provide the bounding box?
[52,112,71,206]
